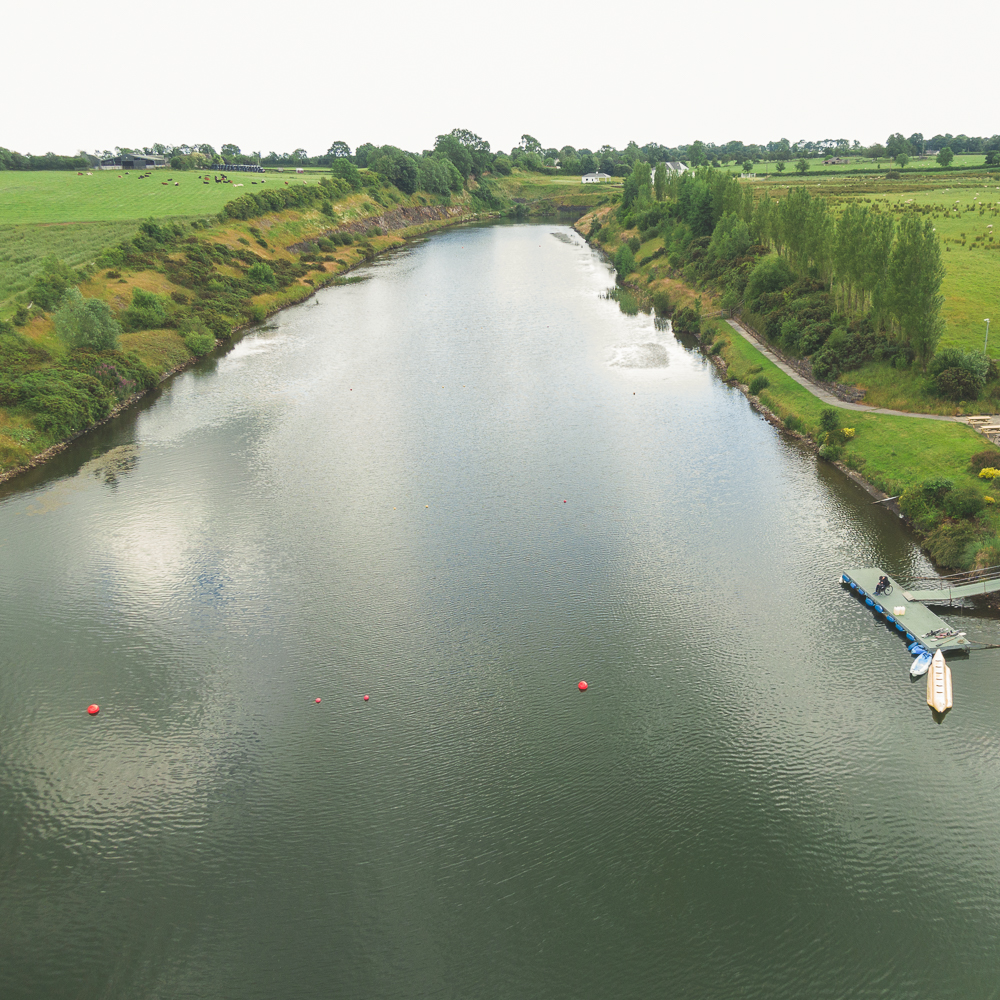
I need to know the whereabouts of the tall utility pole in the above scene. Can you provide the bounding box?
[986,318,991,354]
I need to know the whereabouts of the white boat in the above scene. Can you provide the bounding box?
[926,650,953,713]
[910,651,932,678]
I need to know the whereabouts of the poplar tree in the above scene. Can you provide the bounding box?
[888,214,944,369]
[653,162,666,201]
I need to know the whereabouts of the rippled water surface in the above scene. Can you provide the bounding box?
[2,223,999,999]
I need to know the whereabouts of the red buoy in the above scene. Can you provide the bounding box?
[315,698,321,703]
[577,681,588,691]
[87,704,100,715]
[363,694,369,701]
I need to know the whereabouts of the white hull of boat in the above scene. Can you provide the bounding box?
[926,650,953,713]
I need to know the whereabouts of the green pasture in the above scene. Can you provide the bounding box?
[0,169,316,225]
[717,322,987,495]
[743,153,988,177]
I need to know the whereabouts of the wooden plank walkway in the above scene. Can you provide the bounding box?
[841,569,972,654]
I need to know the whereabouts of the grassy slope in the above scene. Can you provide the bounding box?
[0,170,608,475]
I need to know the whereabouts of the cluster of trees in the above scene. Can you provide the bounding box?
[0,147,90,170]
[604,164,950,388]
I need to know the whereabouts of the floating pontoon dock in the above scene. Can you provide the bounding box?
[841,569,972,654]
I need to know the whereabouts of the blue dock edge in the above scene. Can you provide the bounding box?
[840,570,972,654]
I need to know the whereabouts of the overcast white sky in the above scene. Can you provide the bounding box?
[5,0,993,157]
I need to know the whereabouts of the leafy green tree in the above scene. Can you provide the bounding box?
[221,143,241,159]
[433,134,473,180]
[326,140,351,159]
[29,256,75,311]
[620,160,652,214]
[776,161,786,173]
[888,213,944,369]
[936,147,954,167]
[653,162,666,201]
[895,152,910,169]
[121,288,167,331]
[795,157,810,174]
[688,140,708,166]
[518,134,542,155]
[368,146,418,194]
[330,158,362,190]
[742,160,754,174]
[55,289,121,351]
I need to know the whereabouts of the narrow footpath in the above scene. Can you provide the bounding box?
[724,318,960,423]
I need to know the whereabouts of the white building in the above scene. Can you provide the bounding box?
[581,172,612,184]
[662,161,688,175]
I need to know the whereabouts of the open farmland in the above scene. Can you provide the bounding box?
[0,168,315,224]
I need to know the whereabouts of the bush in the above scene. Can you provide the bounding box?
[922,477,955,503]
[819,408,840,433]
[979,467,1000,480]
[121,288,167,332]
[672,307,699,336]
[246,304,266,324]
[749,374,770,395]
[627,236,641,254]
[899,488,943,532]
[818,442,842,461]
[744,256,794,311]
[246,261,277,291]
[651,289,673,317]
[54,289,121,352]
[970,449,1000,474]
[710,340,725,355]
[936,367,983,400]
[944,484,986,519]
[925,521,980,569]
[613,245,636,278]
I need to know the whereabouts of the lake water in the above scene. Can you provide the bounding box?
[2,223,999,999]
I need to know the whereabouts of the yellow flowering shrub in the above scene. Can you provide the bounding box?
[842,428,855,439]
[979,467,1000,479]
[985,496,996,504]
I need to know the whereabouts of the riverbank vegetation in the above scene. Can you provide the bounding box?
[578,163,1000,570]
[0,149,608,476]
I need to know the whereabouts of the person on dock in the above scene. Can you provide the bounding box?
[875,575,889,596]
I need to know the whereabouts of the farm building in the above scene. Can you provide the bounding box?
[99,154,167,170]
[581,172,612,183]
[822,157,851,165]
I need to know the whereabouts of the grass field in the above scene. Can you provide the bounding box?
[0,168,326,225]
[743,153,990,176]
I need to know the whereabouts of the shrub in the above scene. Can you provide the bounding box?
[627,236,641,253]
[749,374,770,395]
[651,289,673,316]
[936,367,982,400]
[246,304,266,324]
[899,488,943,532]
[979,467,1000,480]
[744,256,794,311]
[672,307,699,336]
[944,484,986,519]
[818,442,842,461]
[971,450,1000,473]
[925,521,980,569]
[121,288,167,332]
[54,289,121,352]
[922,477,955,502]
[784,414,803,433]
[613,245,636,278]
[819,408,840,433]
[710,340,725,355]
[246,262,277,291]
[841,427,855,440]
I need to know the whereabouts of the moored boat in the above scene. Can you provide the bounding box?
[926,650,953,713]
[910,651,932,678]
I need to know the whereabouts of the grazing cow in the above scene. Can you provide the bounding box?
[174,182,180,186]
[162,181,168,185]
[77,171,83,175]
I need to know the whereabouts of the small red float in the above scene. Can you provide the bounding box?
[577,681,588,692]
[87,704,100,715]
[363,694,369,701]
[315,698,321,703]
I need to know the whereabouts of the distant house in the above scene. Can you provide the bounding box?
[99,153,167,170]
[662,161,688,175]
[581,172,612,183]
[822,157,850,165]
